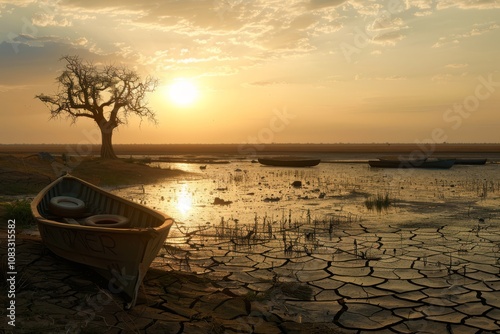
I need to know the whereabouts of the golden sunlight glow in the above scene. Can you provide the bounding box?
[167,78,199,106]
[176,184,193,217]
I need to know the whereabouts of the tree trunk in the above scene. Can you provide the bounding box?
[99,126,117,159]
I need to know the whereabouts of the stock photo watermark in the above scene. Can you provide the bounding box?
[412,72,499,160]
[238,107,296,158]
[443,73,500,130]
[49,128,100,177]
[6,219,17,327]
[379,71,500,193]
[65,267,134,333]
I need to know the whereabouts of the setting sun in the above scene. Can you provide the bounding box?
[167,78,199,106]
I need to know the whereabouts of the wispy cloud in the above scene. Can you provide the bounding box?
[354,74,407,81]
[431,72,469,82]
[308,0,348,10]
[371,31,406,46]
[437,0,500,10]
[432,22,500,48]
[54,0,331,75]
[244,80,288,87]
[445,63,469,69]
[408,0,437,16]
[32,13,72,27]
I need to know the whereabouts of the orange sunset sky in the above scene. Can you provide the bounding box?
[1,0,499,145]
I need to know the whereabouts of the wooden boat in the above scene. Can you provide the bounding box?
[258,157,321,167]
[31,174,174,309]
[368,158,455,169]
[451,158,487,165]
[378,155,427,163]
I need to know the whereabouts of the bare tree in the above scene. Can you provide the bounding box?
[36,55,158,159]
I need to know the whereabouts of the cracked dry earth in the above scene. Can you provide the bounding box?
[4,223,500,334]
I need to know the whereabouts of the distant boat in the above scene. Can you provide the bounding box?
[378,155,427,163]
[31,175,174,309]
[451,158,487,165]
[368,158,455,169]
[158,157,229,164]
[258,157,321,167]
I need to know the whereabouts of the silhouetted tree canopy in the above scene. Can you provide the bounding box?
[36,55,158,159]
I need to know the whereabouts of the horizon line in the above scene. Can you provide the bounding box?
[1,142,500,146]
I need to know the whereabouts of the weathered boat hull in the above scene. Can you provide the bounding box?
[258,157,321,167]
[31,175,173,309]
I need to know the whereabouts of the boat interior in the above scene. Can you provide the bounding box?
[35,177,166,228]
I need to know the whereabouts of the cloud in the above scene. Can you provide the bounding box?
[2,0,497,94]
[437,0,500,10]
[245,80,288,87]
[370,17,405,31]
[371,31,406,46]
[61,0,248,31]
[408,0,437,16]
[432,22,500,48]
[0,84,31,93]
[290,13,317,30]
[59,0,145,11]
[445,63,469,69]
[0,37,117,87]
[367,15,407,46]
[0,0,32,9]
[32,13,72,27]
[55,0,331,73]
[340,2,409,49]
[377,75,406,81]
[354,74,406,81]
[308,0,348,10]
[413,10,433,16]
[410,0,435,10]
[431,72,469,82]
[7,33,88,50]
[75,37,88,46]
[349,1,385,16]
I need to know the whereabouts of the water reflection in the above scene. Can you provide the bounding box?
[175,183,193,219]
[113,159,500,230]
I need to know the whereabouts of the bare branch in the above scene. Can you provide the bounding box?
[35,55,159,158]
[36,55,158,125]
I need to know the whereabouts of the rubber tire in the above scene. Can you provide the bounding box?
[85,214,130,228]
[49,196,86,218]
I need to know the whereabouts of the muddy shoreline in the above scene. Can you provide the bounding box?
[0,154,188,196]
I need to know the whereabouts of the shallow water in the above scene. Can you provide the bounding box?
[113,157,500,330]
[112,156,500,233]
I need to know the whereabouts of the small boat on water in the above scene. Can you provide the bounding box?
[258,157,321,167]
[378,155,427,163]
[368,158,455,169]
[451,158,487,165]
[31,175,174,309]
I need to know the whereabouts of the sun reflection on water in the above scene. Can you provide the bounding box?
[175,183,193,219]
